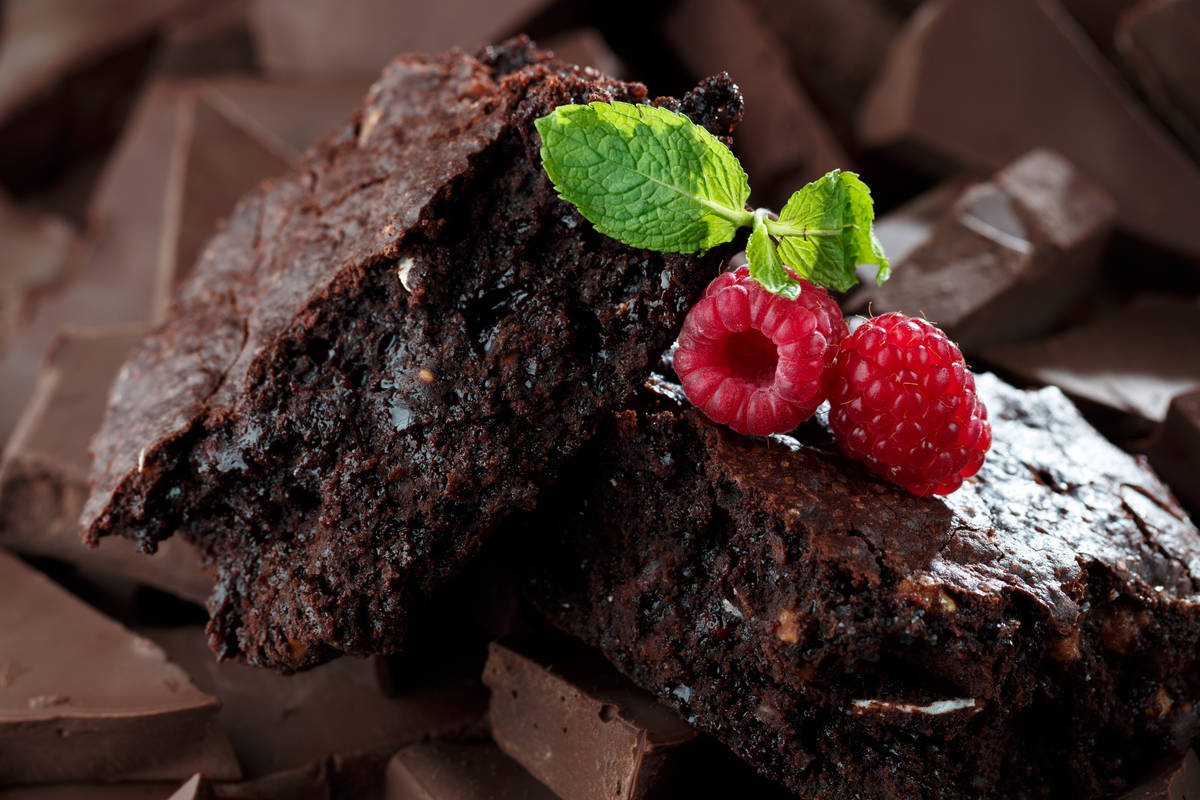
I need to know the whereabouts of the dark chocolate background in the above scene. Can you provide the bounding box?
[0,0,1198,797]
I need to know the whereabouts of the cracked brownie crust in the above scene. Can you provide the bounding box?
[82,38,743,670]
[524,373,1200,798]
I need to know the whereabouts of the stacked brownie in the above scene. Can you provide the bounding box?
[1,1,1200,798]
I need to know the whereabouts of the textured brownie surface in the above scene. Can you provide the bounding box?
[82,38,742,669]
[524,373,1200,798]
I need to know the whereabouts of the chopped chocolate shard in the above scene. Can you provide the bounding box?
[0,0,179,192]
[0,549,239,783]
[850,149,1116,349]
[982,294,1200,433]
[247,0,552,77]
[745,0,901,127]
[1149,389,1200,521]
[484,637,697,800]
[0,784,178,800]
[81,40,741,670]
[202,76,371,156]
[663,0,850,207]
[1116,0,1200,161]
[144,625,487,777]
[1124,750,1200,799]
[158,89,294,313]
[0,193,74,354]
[0,78,185,446]
[523,373,1200,798]
[859,0,1200,264]
[168,775,218,800]
[386,741,556,800]
[0,326,209,603]
[864,175,973,276]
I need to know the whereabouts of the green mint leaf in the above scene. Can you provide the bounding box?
[766,170,890,293]
[746,212,800,299]
[535,101,753,254]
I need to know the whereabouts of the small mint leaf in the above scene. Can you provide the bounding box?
[767,170,889,292]
[746,213,800,299]
[535,102,752,254]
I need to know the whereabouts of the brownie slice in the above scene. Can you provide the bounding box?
[522,373,1200,798]
[82,37,743,670]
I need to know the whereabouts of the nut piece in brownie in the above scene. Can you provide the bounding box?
[81,38,743,670]
[522,374,1200,798]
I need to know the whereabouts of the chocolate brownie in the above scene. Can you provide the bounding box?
[522,373,1200,798]
[81,38,742,670]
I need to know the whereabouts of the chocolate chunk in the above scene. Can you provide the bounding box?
[745,0,901,127]
[247,0,553,76]
[982,294,1200,434]
[82,40,740,671]
[1124,750,1200,799]
[201,76,370,156]
[1059,0,1141,56]
[0,549,239,783]
[865,175,973,274]
[0,326,210,603]
[0,193,74,354]
[0,784,179,800]
[483,637,697,800]
[663,0,850,207]
[851,149,1116,349]
[0,0,173,193]
[386,741,556,800]
[168,775,218,800]
[1149,389,1200,520]
[522,373,1200,797]
[859,0,1200,264]
[542,28,626,80]
[158,1,256,78]
[0,78,184,446]
[144,625,487,777]
[159,89,294,310]
[1116,0,1200,161]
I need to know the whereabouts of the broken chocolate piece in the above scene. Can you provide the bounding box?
[1124,750,1200,799]
[851,149,1116,349]
[0,78,185,446]
[0,549,239,784]
[982,294,1200,434]
[484,637,697,800]
[201,76,370,156]
[663,0,850,207]
[1149,389,1200,521]
[144,625,487,777]
[523,373,1200,797]
[168,775,218,800]
[386,741,555,800]
[0,325,210,603]
[1116,0,1200,161]
[0,193,74,355]
[82,40,739,670]
[247,0,552,76]
[158,89,293,312]
[0,784,178,800]
[859,0,1200,264]
[746,0,900,127]
[0,0,174,193]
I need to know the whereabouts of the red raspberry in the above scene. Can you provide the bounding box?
[674,265,847,437]
[828,313,991,496]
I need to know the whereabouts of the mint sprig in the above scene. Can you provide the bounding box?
[534,102,752,253]
[536,101,890,295]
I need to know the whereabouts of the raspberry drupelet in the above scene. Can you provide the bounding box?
[828,312,991,496]
[674,265,847,437]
